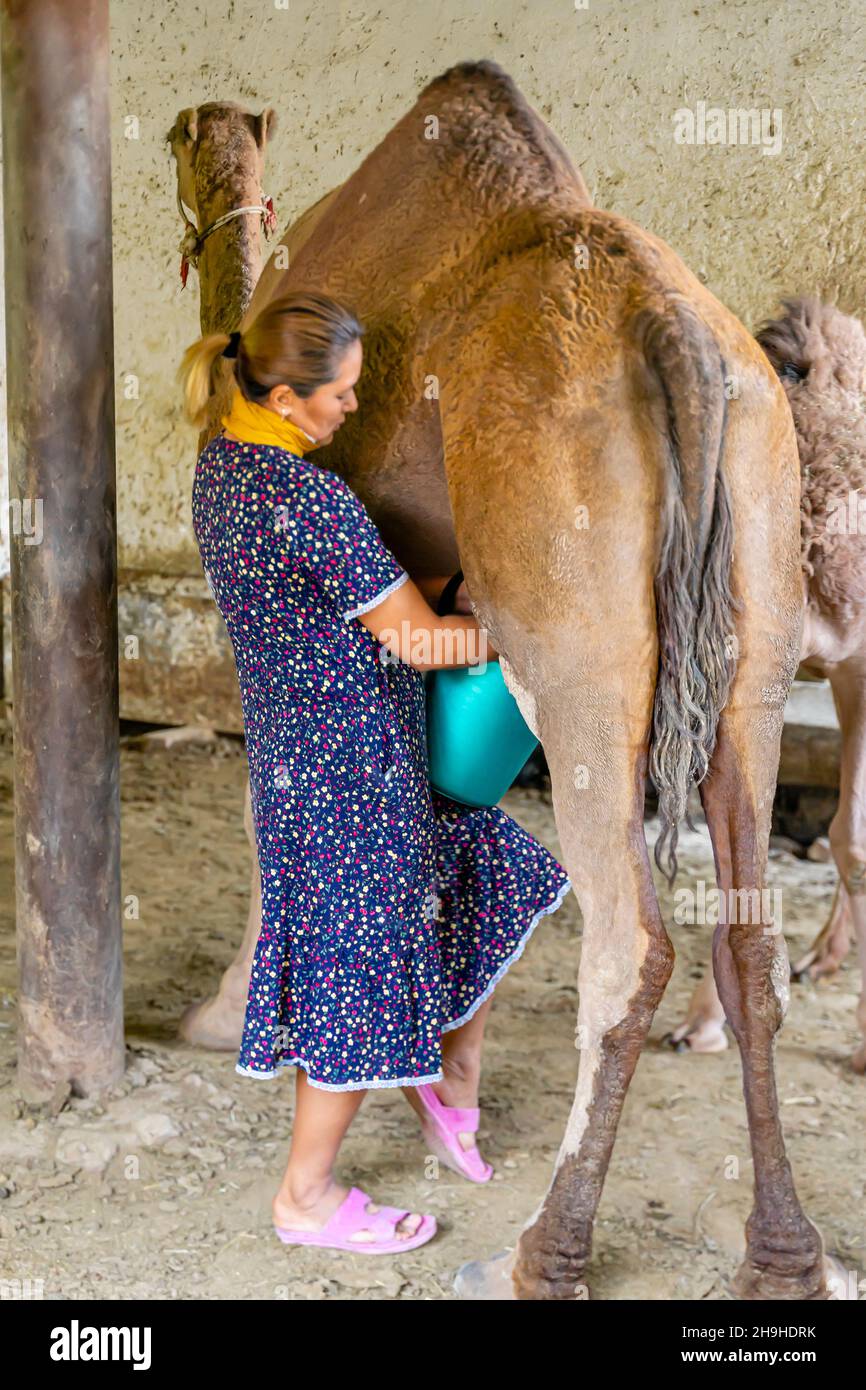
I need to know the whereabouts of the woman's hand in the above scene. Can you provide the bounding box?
[446,581,499,657]
[358,576,498,670]
[452,579,474,615]
[413,573,475,615]
[422,575,500,658]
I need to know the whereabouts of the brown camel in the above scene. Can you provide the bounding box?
[170,61,836,1300]
[670,298,866,1074]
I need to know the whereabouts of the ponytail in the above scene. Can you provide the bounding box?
[178,290,363,430]
[177,331,234,428]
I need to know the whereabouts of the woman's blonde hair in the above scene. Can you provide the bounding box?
[178,290,365,428]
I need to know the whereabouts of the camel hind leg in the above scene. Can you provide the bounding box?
[666,663,858,1050]
[792,664,859,985]
[457,683,674,1299]
[517,729,674,1298]
[699,661,831,1297]
[822,659,866,1071]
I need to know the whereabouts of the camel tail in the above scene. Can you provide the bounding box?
[637,298,739,886]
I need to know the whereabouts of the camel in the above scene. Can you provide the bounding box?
[167,99,283,1048]
[169,60,836,1300]
[669,298,866,1074]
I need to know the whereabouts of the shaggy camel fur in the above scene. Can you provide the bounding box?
[672,298,866,1074]
[170,61,838,1300]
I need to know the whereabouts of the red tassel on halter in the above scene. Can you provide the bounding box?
[180,255,190,289]
[263,196,277,236]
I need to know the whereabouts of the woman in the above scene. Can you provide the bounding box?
[179,290,571,1255]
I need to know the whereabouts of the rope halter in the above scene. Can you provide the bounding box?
[177,185,278,287]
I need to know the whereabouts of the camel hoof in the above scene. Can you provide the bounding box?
[791,950,844,983]
[178,999,243,1051]
[790,956,823,983]
[662,1022,729,1054]
[851,1044,866,1075]
[731,1243,838,1300]
[453,1250,516,1300]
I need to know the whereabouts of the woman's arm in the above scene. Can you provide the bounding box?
[358,575,499,672]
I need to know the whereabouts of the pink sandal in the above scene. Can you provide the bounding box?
[415,1084,494,1184]
[274,1186,437,1255]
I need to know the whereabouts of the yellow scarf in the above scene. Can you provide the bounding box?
[221,386,322,457]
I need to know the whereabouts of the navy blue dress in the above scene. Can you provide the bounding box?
[192,434,572,1091]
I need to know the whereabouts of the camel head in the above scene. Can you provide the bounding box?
[167,101,277,229]
[756,297,866,402]
[167,100,279,340]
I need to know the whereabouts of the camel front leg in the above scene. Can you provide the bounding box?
[178,775,260,1050]
[665,964,729,1053]
[791,878,852,981]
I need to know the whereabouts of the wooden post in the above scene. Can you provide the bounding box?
[0,0,123,1099]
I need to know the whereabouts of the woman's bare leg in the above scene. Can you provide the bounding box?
[272,1070,424,1240]
[402,996,494,1151]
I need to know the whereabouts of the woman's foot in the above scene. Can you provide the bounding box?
[272,1177,424,1242]
[403,1048,493,1182]
[403,1051,481,1151]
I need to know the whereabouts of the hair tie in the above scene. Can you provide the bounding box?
[222,330,241,359]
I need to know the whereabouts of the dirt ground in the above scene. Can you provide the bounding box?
[0,723,863,1301]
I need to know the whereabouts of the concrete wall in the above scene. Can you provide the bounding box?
[1,0,863,723]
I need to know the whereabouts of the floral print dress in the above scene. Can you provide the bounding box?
[192,434,572,1091]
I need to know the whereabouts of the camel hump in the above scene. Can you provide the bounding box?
[635,296,737,885]
[418,61,590,207]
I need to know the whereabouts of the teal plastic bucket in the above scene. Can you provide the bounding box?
[425,570,539,807]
